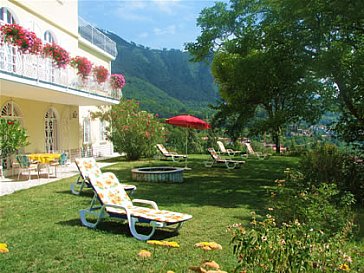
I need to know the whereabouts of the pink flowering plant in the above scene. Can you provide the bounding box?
[110,74,126,90]
[0,24,43,54]
[70,56,93,80]
[43,43,70,68]
[92,99,164,160]
[93,65,109,84]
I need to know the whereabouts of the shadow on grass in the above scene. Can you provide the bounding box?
[99,155,299,213]
[58,218,181,240]
[56,189,95,198]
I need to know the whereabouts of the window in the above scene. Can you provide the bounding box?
[99,120,107,141]
[44,30,55,43]
[0,7,16,24]
[83,118,91,144]
[1,101,22,120]
[45,108,58,153]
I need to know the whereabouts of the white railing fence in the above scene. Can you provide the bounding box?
[0,43,121,100]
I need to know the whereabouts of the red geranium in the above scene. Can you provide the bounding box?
[70,56,93,80]
[93,65,109,84]
[0,24,43,54]
[43,43,70,68]
[110,74,126,90]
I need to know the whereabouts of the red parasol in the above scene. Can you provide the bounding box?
[165,114,211,130]
[165,115,211,169]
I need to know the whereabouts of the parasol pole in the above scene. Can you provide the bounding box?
[184,128,191,170]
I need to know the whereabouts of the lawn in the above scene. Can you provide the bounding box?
[0,155,358,272]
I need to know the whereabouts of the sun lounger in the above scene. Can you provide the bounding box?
[156,144,187,162]
[217,141,242,157]
[244,142,270,159]
[79,172,192,240]
[71,157,136,195]
[205,148,245,169]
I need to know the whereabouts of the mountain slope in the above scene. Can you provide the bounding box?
[122,76,187,117]
[104,31,219,117]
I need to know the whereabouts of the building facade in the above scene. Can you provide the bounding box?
[0,0,120,175]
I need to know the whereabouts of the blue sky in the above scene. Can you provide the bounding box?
[78,0,226,50]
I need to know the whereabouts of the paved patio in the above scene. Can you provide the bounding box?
[0,161,115,196]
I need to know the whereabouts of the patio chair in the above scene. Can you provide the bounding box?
[80,172,193,240]
[217,141,242,157]
[10,154,20,177]
[244,142,270,159]
[156,144,187,162]
[16,155,39,180]
[49,152,69,177]
[205,148,245,169]
[71,157,136,195]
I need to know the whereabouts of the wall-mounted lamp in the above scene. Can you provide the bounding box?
[72,111,78,119]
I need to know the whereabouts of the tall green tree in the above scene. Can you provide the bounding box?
[187,0,363,147]
[283,0,364,144]
[186,0,328,152]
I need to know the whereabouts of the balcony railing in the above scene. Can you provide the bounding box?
[0,43,121,101]
[78,17,117,58]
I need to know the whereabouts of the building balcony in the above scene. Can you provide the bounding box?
[78,17,117,58]
[0,44,121,106]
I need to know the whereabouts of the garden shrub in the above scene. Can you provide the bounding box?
[299,143,344,185]
[165,126,206,154]
[229,212,361,272]
[299,143,364,205]
[272,169,355,238]
[104,99,164,160]
[229,167,360,272]
[0,118,29,161]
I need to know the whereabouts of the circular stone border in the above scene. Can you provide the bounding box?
[131,166,184,183]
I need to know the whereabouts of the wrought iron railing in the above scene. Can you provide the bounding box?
[78,17,117,58]
[0,43,121,101]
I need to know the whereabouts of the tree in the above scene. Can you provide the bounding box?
[287,0,364,144]
[186,0,328,152]
[92,100,164,161]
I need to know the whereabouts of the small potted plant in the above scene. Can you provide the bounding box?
[70,56,93,81]
[93,65,109,84]
[43,43,70,68]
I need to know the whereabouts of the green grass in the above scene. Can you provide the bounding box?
[0,155,360,272]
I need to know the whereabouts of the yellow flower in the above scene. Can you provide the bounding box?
[339,263,350,271]
[147,240,180,248]
[166,271,175,273]
[147,240,164,246]
[164,241,180,248]
[0,243,9,253]
[203,260,220,269]
[137,249,152,259]
[343,254,353,263]
[194,242,222,251]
